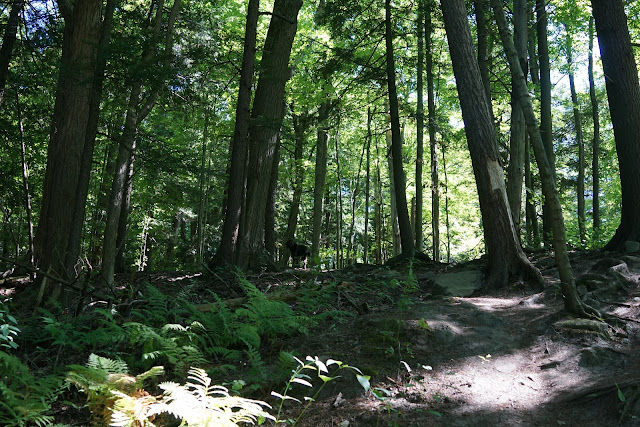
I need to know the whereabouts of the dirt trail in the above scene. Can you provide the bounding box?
[277,254,640,426]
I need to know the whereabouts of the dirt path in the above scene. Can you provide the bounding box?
[277,255,640,426]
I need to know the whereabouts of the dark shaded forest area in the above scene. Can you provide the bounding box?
[1,0,639,425]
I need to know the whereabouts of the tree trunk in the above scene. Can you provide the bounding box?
[386,122,400,256]
[102,0,182,287]
[535,0,555,244]
[281,109,307,264]
[335,126,344,269]
[591,0,640,250]
[16,90,34,268]
[34,0,101,290]
[415,0,425,252]
[239,0,302,269]
[491,0,594,315]
[473,0,493,121]
[197,108,209,264]
[505,0,527,237]
[0,0,24,108]
[364,107,372,264]
[374,137,383,264]
[312,100,330,263]
[524,137,540,247]
[215,0,259,266]
[385,0,415,256]
[264,137,280,262]
[441,0,543,289]
[426,0,440,261]
[588,17,600,233]
[565,33,586,245]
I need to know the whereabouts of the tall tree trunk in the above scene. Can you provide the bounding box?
[415,0,425,252]
[506,0,527,237]
[491,0,595,315]
[197,108,209,264]
[565,33,586,245]
[473,0,493,121]
[264,137,280,262]
[426,0,440,261]
[374,136,383,264]
[0,0,24,108]
[386,122,400,256]
[102,0,182,287]
[65,0,116,277]
[588,17,600,233]
[239,0,302,269]
[335,125,344,269]
[312,100,330,263]
[216,0,259,266]
[34,0,101,290]
[364,107,372,264]
[524,137,540,246]
[591,0,640,250]
[441,0,542,289]
[16,90,33,267]
[535,0,555,244]
[281,109,307,264]
[385,0,415,256]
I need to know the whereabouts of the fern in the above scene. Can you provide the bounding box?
[66,354,165,426]
[147,367,274,426]
[0,351,61,427]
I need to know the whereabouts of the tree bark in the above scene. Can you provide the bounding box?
[215,0,260,266]
[441,0,543,289]
[239,0,302,269]
[16,90,34,268]
[588,17,600,233]
[364,107,372,264]
[591,0,640,250]
[385,0,415,256]
[34,0,101,289]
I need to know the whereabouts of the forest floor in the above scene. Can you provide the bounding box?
[187,250,640,427]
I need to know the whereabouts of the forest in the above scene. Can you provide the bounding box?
[1,0,640,425]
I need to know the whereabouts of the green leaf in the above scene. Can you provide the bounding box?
[356,374,370,391]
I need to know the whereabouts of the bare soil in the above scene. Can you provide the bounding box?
[257,251,640,426]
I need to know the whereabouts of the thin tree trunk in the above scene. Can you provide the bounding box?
[312,100,330,262]
[375,135,383,264]
[216,0,259,266]
[426,0,440,261]
[0,0,24,108]
[264,137,280,262]
[524,137,540,246]
[16,90,34,267]
[281,109,307,264]
[565,33,586,245]
[506,0,527,236]
[197,108,209,264]
[386,122,400,256]
[335,125,344,269]
[415,0,425,252]
[102,0,182,287]
[588,16,600,234]
[364,107,372,264]
[385,0,415,256]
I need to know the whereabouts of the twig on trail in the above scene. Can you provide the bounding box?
[200,262,239,296]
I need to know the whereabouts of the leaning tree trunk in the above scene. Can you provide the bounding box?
[215,0,260,266]
[441,0,543,290]
[385,0,415,256]
[239,0,302,270]
[592,0,640,250]
[34,0,101,292]
[491,0,596,315]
